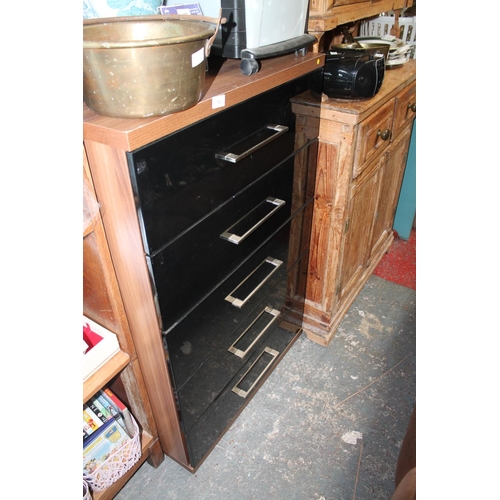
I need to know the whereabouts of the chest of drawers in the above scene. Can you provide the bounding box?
[83,52,324,471]
[126,78,318,466]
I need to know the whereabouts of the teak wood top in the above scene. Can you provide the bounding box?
[83,51,325,152]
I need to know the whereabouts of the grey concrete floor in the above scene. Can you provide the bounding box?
[115,275,416,500]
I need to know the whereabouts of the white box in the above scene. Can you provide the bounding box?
[83,316,121,381]
[170,0,310,48]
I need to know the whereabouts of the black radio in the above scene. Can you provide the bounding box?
[310,48,386,99]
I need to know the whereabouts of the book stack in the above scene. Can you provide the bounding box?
[83,388,136,478]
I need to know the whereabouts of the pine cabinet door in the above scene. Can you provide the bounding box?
[337,157,382,302]
[369,128,412,260]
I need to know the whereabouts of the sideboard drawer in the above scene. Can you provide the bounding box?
[353,98,395,178]
[393,81,416,136]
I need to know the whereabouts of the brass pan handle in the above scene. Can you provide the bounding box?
[160,13,227,57]
[377,129,391,141]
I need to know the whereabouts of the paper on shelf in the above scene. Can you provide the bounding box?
[83,316,121,381]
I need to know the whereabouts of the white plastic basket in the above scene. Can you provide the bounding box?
[360,14,416,57]
[83,415,141,492]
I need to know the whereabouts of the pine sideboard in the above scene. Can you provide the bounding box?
[291,59,416,346]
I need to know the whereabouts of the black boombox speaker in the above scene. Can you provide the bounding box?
[309,48,386,99]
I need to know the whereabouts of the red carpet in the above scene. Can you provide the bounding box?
[373,229,416,290]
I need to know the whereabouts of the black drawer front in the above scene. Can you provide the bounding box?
[174,252,309,437]
[164,210,312,426]
[183,312,302,468]
[150,151,309,333]
[127,77,309,253]
[163,210,312,391]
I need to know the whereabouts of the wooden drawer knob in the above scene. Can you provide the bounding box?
[377,129,391,141]
[407,102,416,113]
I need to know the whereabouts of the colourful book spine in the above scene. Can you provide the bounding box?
[91,396,113,421]
[95,392,118,417]
[103,388,126,411]
[83,405,102,432]
[83,418,93,440]
[83,423,90,441]
[88,401,108,423]
[95,391,127,431]
[102,388,135,438]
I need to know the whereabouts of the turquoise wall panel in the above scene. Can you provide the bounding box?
[393,121,416,240]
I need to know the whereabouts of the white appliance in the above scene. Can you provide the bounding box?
[165,0,316,75]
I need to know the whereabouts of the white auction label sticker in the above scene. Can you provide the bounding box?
[212,94,226,109]
[191,48,204,68]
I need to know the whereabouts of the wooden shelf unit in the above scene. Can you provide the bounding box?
[83,147,164,498]
[307,0,414,51]
[83,350,130,404]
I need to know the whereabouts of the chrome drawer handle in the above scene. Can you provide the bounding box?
[232,346,279,398]
[220,197,285,245]
[228,306,281,358]
[225,257,283,309]
[215,124,288,163]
